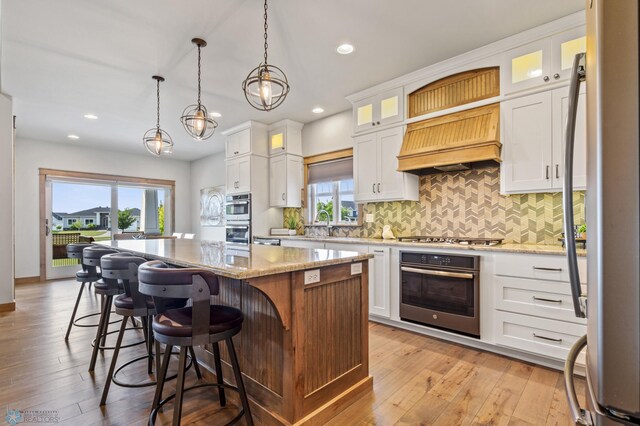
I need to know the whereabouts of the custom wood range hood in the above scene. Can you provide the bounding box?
[397,67,502,174]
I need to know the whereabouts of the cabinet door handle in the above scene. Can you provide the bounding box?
[543,75,550,82]
[533,266,563,272]
[371,123,375,127]
[532,296,563,304]
[282,192,285,201]
[373,249,384,253]
[377,183,380,193]
[533,333,562,343]
[556,164,560,179]
[372,183,376,193]
[376,121,380,125]
[553,73,560,80]
[546,165,550,179]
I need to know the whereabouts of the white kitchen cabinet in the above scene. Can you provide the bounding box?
[502,92,553,193]
[501,86,586,194]
[354,127,418,202]
[368,246,390,318]
[552,84,587,189]
[223,121,268,159]
[503,27,585,95]
[226,156,251,195]
[269,154,303,208]
[268,119,303,156]
[353,87,404,133]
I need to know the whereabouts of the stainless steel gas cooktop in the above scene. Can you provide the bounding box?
[397,236,504,246]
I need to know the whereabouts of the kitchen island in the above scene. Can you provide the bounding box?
[99,239,373,425]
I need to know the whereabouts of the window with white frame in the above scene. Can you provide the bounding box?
[84,219,94,225]
[307,157,358,225]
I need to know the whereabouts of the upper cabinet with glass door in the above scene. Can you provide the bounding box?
[503,27,585,95]
[353,87,404,134]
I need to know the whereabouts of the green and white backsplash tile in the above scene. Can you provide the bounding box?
[288,166,585,245]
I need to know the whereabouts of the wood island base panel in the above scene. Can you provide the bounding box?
[100,239,373,424]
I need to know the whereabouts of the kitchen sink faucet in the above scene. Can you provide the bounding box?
[315,209,332,236]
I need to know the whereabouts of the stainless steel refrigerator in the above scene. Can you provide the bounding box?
[563,1,640,425]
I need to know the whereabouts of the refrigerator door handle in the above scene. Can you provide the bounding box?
[563,52,587,318]
[564,334,593,425]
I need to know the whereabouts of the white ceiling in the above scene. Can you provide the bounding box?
[2,0,583,161]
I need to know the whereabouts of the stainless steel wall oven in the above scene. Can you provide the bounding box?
[400,251,480,337]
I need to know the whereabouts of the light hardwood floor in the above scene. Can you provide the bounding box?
[0,280,585,425]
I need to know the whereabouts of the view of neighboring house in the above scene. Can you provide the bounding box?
[54,207,140,231]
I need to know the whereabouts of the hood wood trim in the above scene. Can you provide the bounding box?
[397,103,501,172]
[408,67,499,118]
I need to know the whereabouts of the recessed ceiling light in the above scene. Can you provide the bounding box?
[209,111,222,118]
[67,134,80,140]
[312,107,324,114]
[336,43,354,55]
[83,114,98,120]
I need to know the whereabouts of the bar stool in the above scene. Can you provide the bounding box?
[65,243,100,340]
[83,246,129,372]
[99,253,192,405]
[138,261,253,426]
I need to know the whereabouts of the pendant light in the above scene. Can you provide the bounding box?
[242,0,290,111]
[181,38,218,140]
[143,76,173,156]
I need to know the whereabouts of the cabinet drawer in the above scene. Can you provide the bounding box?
[495,253,586,283]
[495,311,586,363]
[496,276,586,324]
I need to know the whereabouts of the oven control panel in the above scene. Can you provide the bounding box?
[401,252,478,270]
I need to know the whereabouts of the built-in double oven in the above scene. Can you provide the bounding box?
[400,251,480,337]
[225,193,251,246]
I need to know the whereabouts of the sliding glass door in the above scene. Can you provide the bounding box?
[44,176,172,280]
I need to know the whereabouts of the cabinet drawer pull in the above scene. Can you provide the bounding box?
[546,165,550,179]
[377,183,380,193]
[532,296,563,304]
[373,249,384,253]
[556,164,560,179]
[372,183,376,193]
[533,266,563,272]
[533,333,562,343]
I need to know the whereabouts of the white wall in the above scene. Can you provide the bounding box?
[190,151,226,241]
[301,110,352,157]
[0,94,15,304]
[15,138,192,279]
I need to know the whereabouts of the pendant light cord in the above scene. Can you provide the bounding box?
[263,0,268,65]
[156,78,161,130]
[197,44,202,107]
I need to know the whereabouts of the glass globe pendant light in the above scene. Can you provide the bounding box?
[143,76,173,156]
[181,38,218,140]
[242,0,290,111]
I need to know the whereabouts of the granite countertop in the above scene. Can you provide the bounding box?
[98,239,373,280]
[260,235,587,257]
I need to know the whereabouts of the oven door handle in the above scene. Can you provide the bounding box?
[226,200,250,205]
[401,266,474,280]
[226,225,249,230]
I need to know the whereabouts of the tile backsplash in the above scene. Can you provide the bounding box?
[284,166,585,245]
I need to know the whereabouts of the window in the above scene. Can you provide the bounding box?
[67,219,75,225]
[84,219,94,225]
[307,157,358,225]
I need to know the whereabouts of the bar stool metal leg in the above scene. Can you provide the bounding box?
[212,342,226,406]
[172,347,189,425]
[227,337,253,426]
[89,294,113,372]
[188,346,202,380]
[99,314,128,406]
[65,281,86,341]
[152,344,173,410]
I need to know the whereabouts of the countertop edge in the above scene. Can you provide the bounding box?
[257,235,588,257]
[100,242,373,280]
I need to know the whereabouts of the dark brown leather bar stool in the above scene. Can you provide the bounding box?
[138,261,253,426]
[65,243,100,340]
[99,253,192,405]
[84,246,128,372]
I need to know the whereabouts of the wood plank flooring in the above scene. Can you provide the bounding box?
[0,279,585,425]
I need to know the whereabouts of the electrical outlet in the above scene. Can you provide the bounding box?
[351,262,362,275]
[366,213,374,223]
[304,269,320,285]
